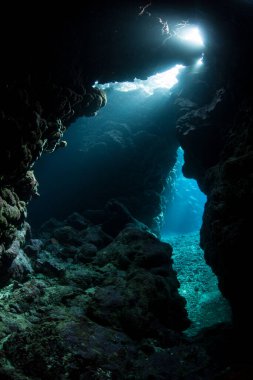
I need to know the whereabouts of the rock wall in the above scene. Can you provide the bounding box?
[177,2,253,332]
[0,80,105,280]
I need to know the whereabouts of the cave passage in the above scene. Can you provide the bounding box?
[28,23,206,229]
[28,61,231,335]
[161,149,231,334]
[28,63,185,229]
[1,3,253,377]
[163,230,231,335]
[161,147,206,236]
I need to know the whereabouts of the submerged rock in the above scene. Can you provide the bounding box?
[0,223,32,285]
[0,214,189,375]
[0,212,252,378]
[89,227,190,338]
[65,212,90,230]
[8,249,33,282]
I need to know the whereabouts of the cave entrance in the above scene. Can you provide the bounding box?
[161,147,206,236]
[28,64,186,229]
[161,148,231,335]
[28,60,231,336]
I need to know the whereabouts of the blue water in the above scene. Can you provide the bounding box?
[28,87,179,228]
[161,147,206,235]
[28,67,206,235]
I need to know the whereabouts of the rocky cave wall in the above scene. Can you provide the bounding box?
[0,47,107,281]
[0,4,111,280]
[0,0,253,336]
[176,2,253,333]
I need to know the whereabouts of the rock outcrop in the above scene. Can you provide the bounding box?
[0,79,106,276]
[0,211,192,378]
[176,2,253,334]
[1,210,252,378]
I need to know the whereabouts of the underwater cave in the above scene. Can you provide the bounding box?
[1,1,253,379]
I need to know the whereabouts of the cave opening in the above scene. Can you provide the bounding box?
[161,147,206,236]
[161,147,231,335]
[2,2,253,376]
[28,63,186,229]
[28,58,231,336]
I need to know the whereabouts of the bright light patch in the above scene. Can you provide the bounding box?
[177,26,204,46]
[196,54,204,65]
[94,64,185,96]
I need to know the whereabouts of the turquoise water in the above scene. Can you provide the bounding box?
[163,232,231,335]
[161,147,206,235]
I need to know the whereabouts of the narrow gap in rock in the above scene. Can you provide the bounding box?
[162,147,231,335]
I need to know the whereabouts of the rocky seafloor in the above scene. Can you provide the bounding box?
[0,205,251,379]
[163,232,231,336]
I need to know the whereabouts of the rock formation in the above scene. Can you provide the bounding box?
[0,1,253,377]
[176,3,253,334]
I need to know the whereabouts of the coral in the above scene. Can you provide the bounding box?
[15,171,39,202]
[0,188,26,247]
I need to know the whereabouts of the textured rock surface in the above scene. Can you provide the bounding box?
[1,213,251,379]
[0,213,189,378]
[176,4,253,333]
[0,223,32,286]
[0,213,252,380]
[200,99,253,331]
[0,0,253,370]
[0,36,106,276]
[0,84,105,277]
